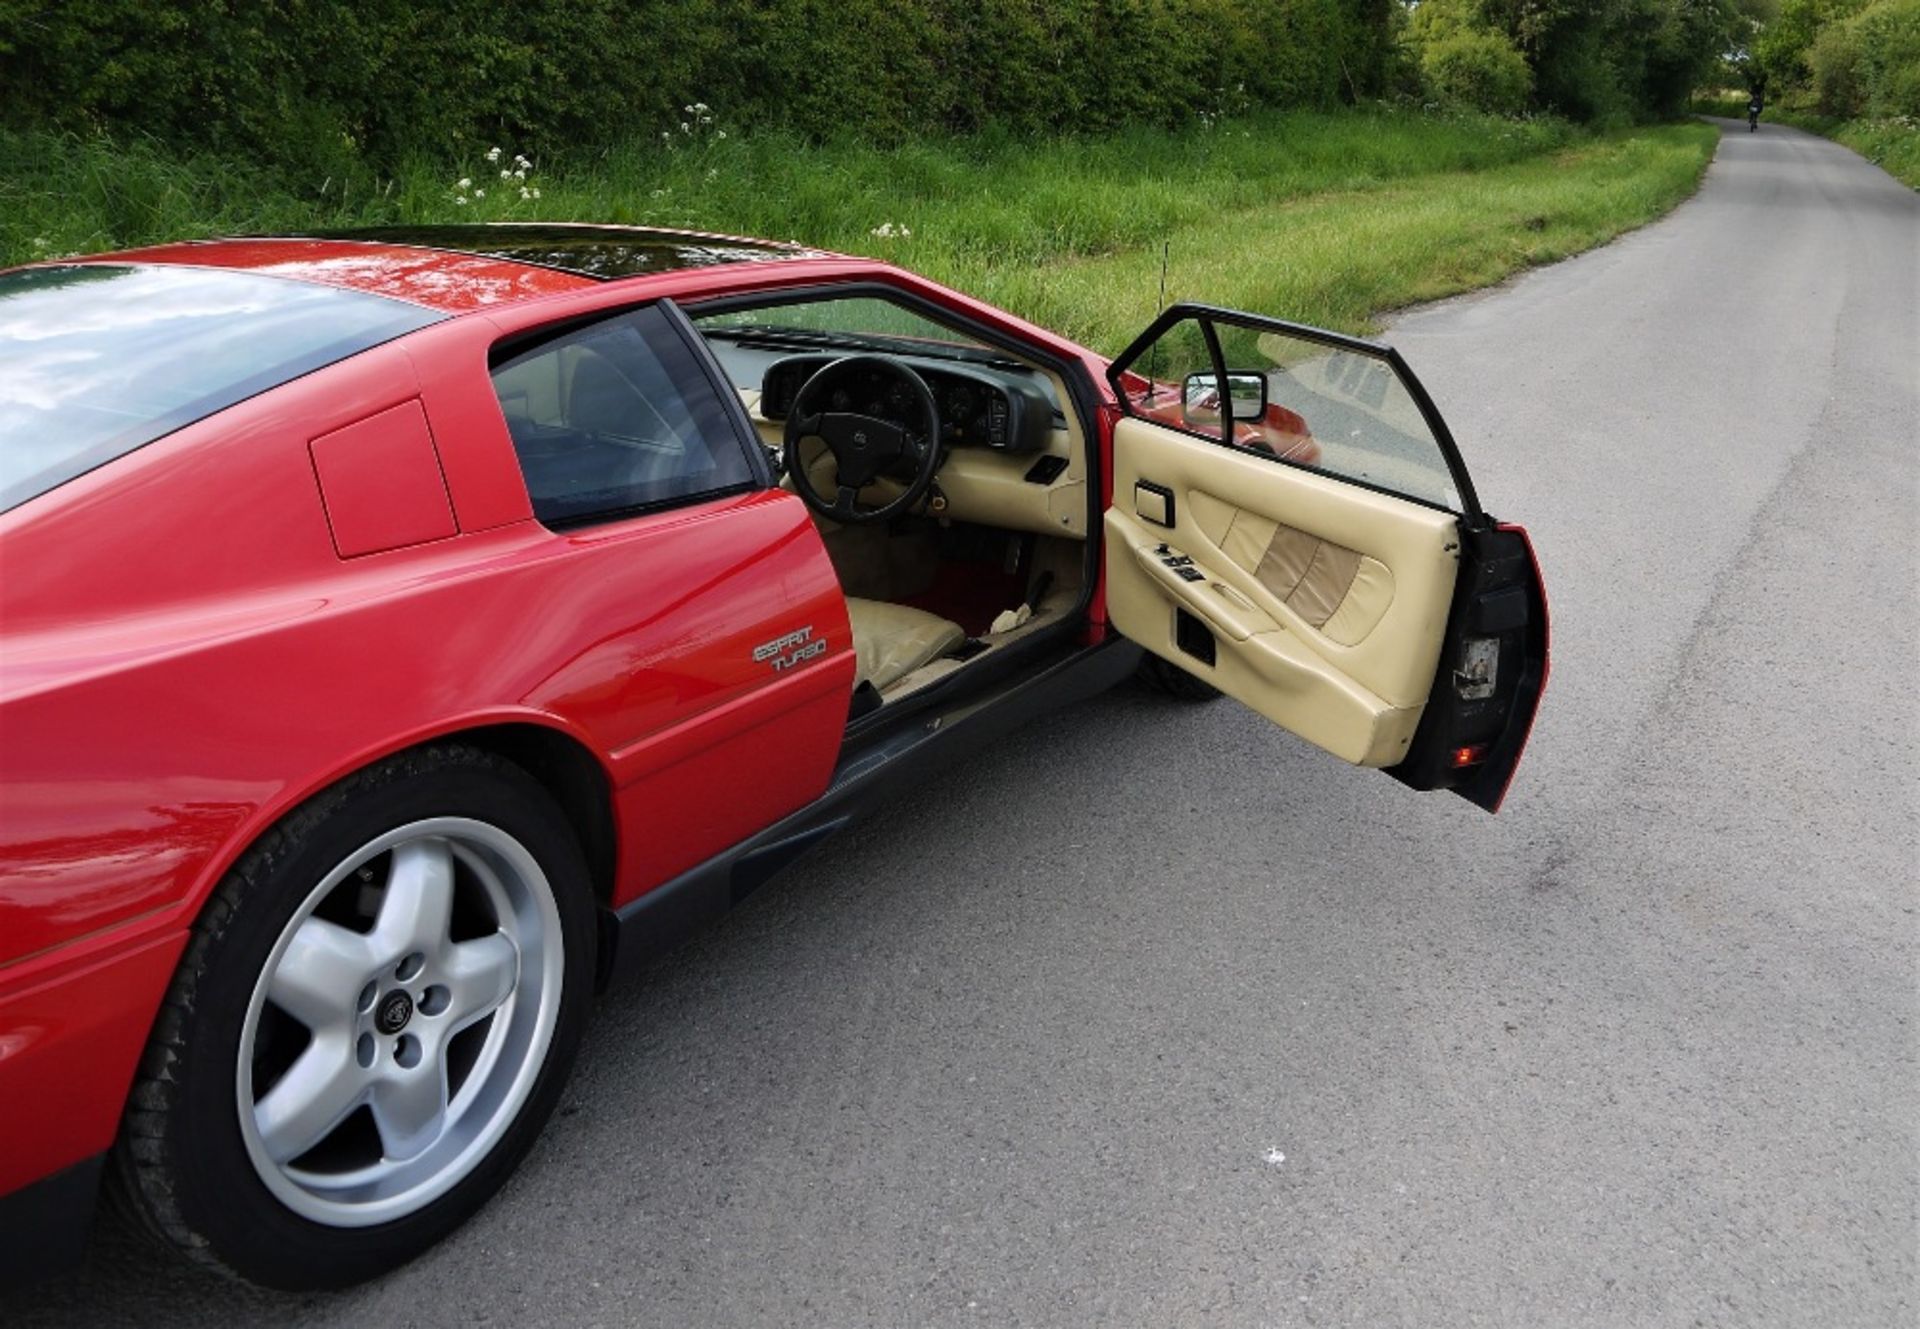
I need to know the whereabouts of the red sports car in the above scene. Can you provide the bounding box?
[0,224,1547,1288]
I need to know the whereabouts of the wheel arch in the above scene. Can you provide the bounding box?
[158,713,624,953]
[446,722,619,909]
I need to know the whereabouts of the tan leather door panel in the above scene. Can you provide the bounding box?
[1107,416,1460,766]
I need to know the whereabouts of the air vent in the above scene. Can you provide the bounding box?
[1023,455,1069,485]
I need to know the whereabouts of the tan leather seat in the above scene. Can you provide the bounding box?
[846,598,966,692]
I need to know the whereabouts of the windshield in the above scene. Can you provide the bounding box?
[692,296,1017,366]
[0,264,443,513]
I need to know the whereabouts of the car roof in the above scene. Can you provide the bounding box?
[68,224,837,314]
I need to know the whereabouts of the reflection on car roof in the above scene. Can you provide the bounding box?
[323,224,829,280]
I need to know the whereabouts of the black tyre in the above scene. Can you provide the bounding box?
[1135,653,1225,703]
[115,745,595,1289]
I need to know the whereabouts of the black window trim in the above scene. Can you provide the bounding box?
[1107,302,1484,522]
[486,296,771,533]
[1197,316,1233,449]
[657,298,775,491]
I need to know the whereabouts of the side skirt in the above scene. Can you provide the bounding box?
[598,636,1142,988]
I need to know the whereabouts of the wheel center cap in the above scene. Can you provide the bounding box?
[375,989,414,1035]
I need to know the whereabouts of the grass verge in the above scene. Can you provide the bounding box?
[953,123,1716,349]
[1,110,1716,354]
[1771,113,1920,190]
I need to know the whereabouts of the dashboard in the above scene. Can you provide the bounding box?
[756,355,1054,454]
[695,333,1090,541]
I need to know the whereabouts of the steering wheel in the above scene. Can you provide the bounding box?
[783,355,942,525]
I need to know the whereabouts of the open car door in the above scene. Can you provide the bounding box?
[1103,305,1547,811]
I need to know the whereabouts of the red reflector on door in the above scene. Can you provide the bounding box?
[1451,744,1490,769]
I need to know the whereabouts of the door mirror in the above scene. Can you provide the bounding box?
[1182,371,1267,424]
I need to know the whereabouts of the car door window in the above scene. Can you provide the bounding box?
[491,303,755,528]
[1112,310,1472,514]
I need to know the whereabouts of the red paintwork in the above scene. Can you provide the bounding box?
[0,247,895,1195]
[0,929,187,1194]
[0,230,1540,1219]
[309,399,459,557]
[1136,395,1323,464]
[1116,368,1324,466]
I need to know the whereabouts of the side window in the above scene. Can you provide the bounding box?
[1111,310,1469,513]
[491,303,755,528]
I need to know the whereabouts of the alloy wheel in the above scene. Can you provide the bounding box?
[234,817,564,1227]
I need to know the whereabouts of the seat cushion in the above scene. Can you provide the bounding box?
[846,598,966,692]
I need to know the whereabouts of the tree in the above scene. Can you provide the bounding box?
[1754,0,1868,89]
[1405,0,1767,119]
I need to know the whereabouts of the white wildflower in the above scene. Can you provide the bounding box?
[705,167,719,182]
[501,169,513,180]
[520,186,532,200]
[694,102,709,113]
[457,177,472,189]
[514,167,526,179]
[651,187,670,198]
[870,222,897,238]
[681,121,691,133]
[485,146,502,163]
[455,196,468,206]
[662,130,672,141]
[474,187,485,198]
[531,187,541,198]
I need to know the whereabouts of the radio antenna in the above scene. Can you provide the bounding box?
[1143,241,1170,402]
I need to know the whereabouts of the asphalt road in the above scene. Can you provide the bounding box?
[13,120,1917,1327]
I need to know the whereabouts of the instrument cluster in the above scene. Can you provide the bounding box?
[760,355,1050,454]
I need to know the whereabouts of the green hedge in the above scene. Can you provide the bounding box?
[1406,0,1746,124]
[1418,28,1534,114]
[0,0,1401,173]
[1810,0,1920,118]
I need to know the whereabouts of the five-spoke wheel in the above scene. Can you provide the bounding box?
[239,819,561,1227]
[115,746,594,1289]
